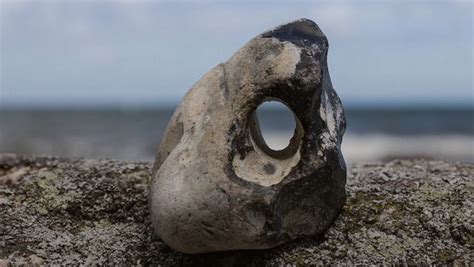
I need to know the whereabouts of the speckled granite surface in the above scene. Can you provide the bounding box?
[1,154,472,266]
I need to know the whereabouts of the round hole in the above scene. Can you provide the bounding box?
[255,101,295,150]
[249,100,303,159]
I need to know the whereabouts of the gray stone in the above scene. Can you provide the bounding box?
[149,18,347,253]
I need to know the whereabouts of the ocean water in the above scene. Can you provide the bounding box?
[0,107,472,163]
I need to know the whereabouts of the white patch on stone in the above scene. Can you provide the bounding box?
[232,130,301,187]
[269,39,301,79]
[319,89,338,150]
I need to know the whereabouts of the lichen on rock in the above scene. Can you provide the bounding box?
[1,154,472,265]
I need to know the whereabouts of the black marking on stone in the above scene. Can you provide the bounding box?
[261,18,328,48]
[218,64,229,100]
[263,163,276,175]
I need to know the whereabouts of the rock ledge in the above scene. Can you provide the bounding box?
[0,154,472,265]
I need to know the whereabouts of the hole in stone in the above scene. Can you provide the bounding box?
[254,101,296,151]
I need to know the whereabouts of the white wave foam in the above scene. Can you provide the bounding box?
[263,133,474,163]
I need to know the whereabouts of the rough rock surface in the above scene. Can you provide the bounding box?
[1,154,472,265]
[150,18,347,253]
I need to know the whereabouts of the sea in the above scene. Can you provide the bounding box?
[1,107,473,164]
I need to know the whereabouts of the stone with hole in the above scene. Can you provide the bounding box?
[149,18,347,254]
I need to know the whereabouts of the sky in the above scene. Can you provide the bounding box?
[1,0,473,108]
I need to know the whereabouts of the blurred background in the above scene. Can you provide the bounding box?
[1,0,473,164]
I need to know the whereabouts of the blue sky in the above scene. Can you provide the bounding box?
[1,0,473,108]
